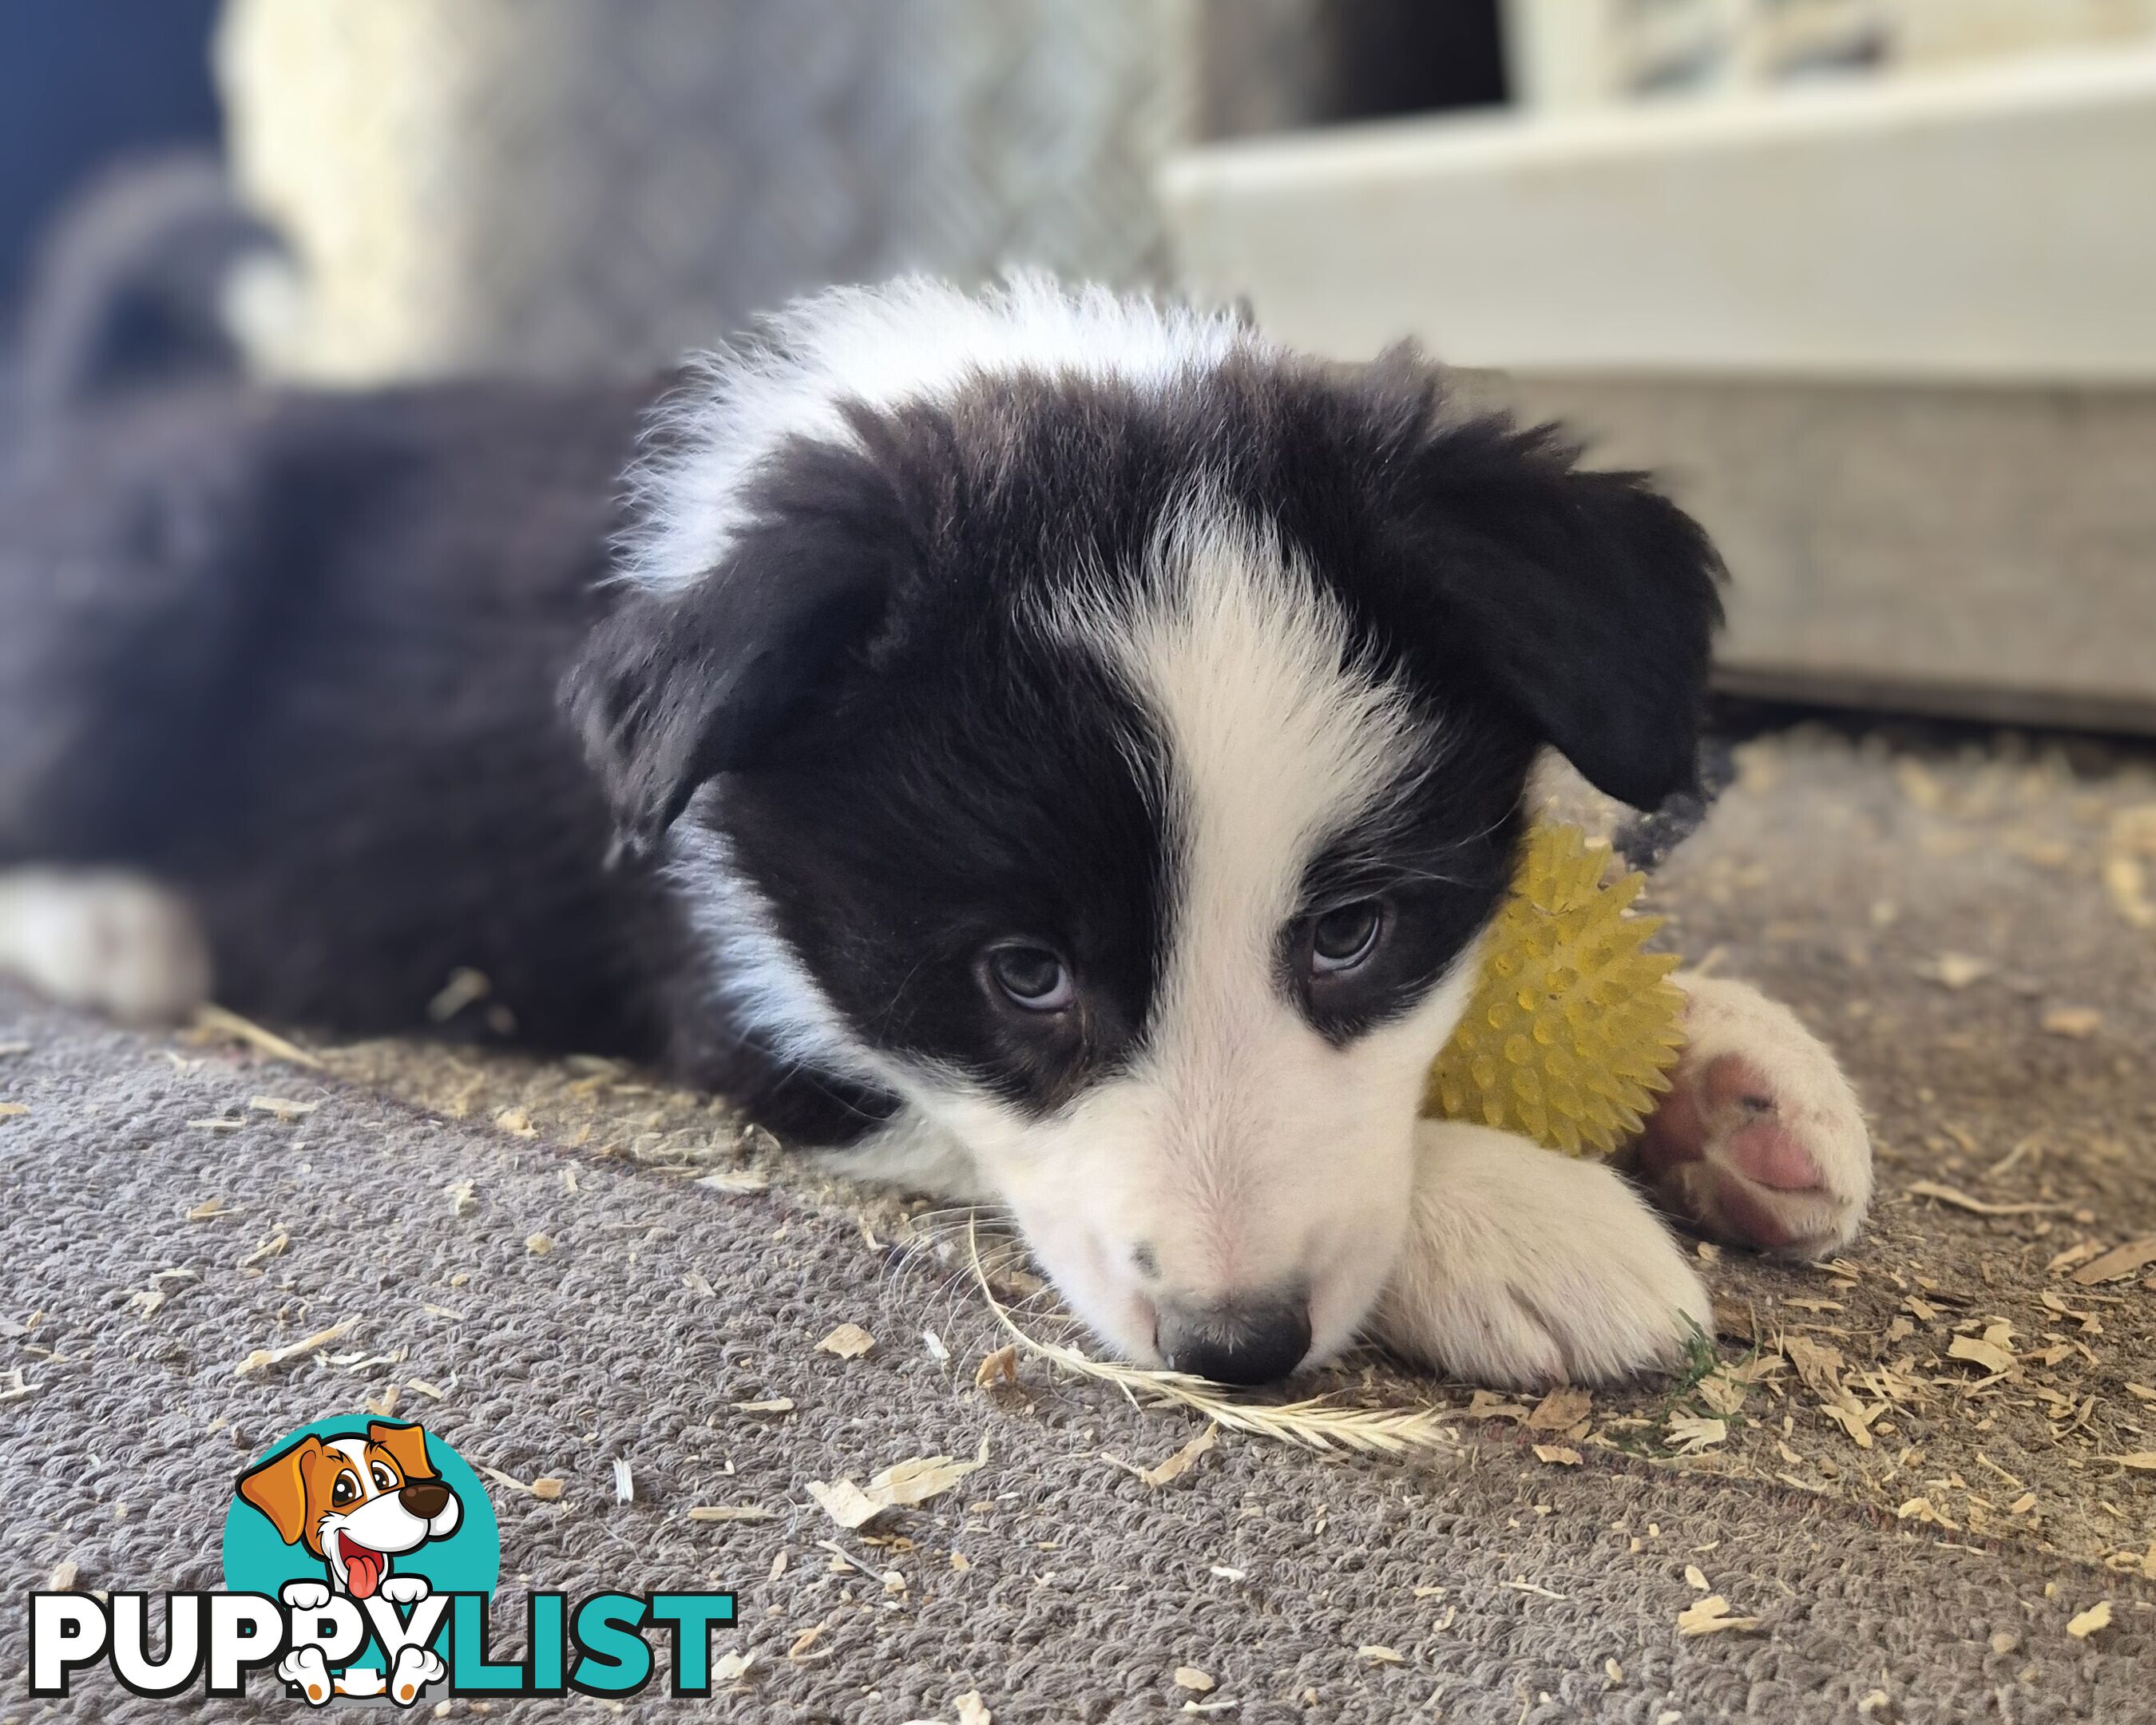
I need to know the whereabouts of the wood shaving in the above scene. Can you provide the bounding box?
[816,1322,876,1360]
[955,1692,993,1725]
[687,1505,777,1522]
[236,1231,289,1269]
[973,1344,1019,1389]
[2066,1601,2113,1640]
[1,1368,34,1404]
[1683,1564,1710,1592]
[1947,1335,2017,1379]
[1173,1668,1216,1692]
[733,1398,795,1414]
[49,1560,78,1591]
[2039,1007,2103,1038]
[496,1108,539,1137]
[248,1096,319,1120]
[1357,1646,1405,1664]
[446,1180,477,1218]
[2098,1453,2156,1471]
[1695,1373,1749,1418]
[1464,1390,1534,1420]
[2071,1238,2156,1285]
[1532,1444,1583,1466]
[1666,1414,1728,1454]
[806,1434,989,1529]
[712,1649,756,1683]
[1895,1496,1960,1532]
[1920,954,1992,989]
[232,1319,355,1378]
[426,968,492,1021]
[787,1624,825,1660]
[185,1197,237,1220]
[1104,1426,1219,1488]
[2104,855,2155,928]
[0,1103,27,1120]
[190,1004,323,1069]
[1525,1386,1591,1431]
[478,1466,561,1499]
[1677,1596,1762,1636]
[1906,1182,2061,1218]
[525,1232,557,1255]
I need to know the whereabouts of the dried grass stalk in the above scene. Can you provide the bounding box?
[965,1218,1456,1459]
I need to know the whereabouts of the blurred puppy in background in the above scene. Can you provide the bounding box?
[0,168,1869,1389]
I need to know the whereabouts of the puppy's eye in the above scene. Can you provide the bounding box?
[370,1461,398,1492]
[1309,900,1385,974]
[331,1472,359,1506]
[983,944,1074,1012]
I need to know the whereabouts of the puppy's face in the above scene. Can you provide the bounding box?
[571,280,1722,1381]
[236,1422,462,1598]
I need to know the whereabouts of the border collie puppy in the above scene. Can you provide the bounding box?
[0,267,1871,1388]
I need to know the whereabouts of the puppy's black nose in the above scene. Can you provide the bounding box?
[400,1480,450,1518]
[1156,1291,1311,1386]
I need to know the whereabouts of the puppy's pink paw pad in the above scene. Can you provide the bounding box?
[1722,1121,1824,1192]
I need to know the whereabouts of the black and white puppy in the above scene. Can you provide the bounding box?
[0,272,1871,1387]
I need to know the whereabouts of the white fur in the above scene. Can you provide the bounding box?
[883,499,1469,1370]
[668,821,866,1073]
[0,866,210,1022]
[619,272,1262,594]
[1370,1120,1715,1389]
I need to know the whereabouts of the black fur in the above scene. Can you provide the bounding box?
[580,356,1721,1113]
[0,375,693,1057]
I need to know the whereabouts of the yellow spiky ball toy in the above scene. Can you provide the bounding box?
[1421,823,1686,1157]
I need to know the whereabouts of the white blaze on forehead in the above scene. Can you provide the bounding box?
[1070,498,1430,1005]
[1053,501,1434,1216]
[620,272,1262,594]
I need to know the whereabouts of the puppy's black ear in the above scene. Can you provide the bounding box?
[1385,416,1726,810]
[564,518,895,858]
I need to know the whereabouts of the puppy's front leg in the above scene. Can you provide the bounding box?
[1367,1120,1712,1390]
[1629,973,1872,1258]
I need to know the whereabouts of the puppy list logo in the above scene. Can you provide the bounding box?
[28,1415,733,1704]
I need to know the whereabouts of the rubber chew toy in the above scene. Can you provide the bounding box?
[1422,823,1686,1158]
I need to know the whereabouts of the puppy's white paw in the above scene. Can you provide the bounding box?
[1368,1121,1713,1390]
[388,1645,446,1706]
[0,867,210,1021]
[1635,974,1872,1259]
[378,1574,431,1606]
[278,1646,335,1706]
[280,1579,333,1612]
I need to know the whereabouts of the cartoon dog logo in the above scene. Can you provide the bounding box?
[236,1421,461,1704]
[237,1420,463,1599]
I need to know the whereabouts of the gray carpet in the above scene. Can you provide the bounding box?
[2,980,2150,1723]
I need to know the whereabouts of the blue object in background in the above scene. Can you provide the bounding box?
[0,0,221,315]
